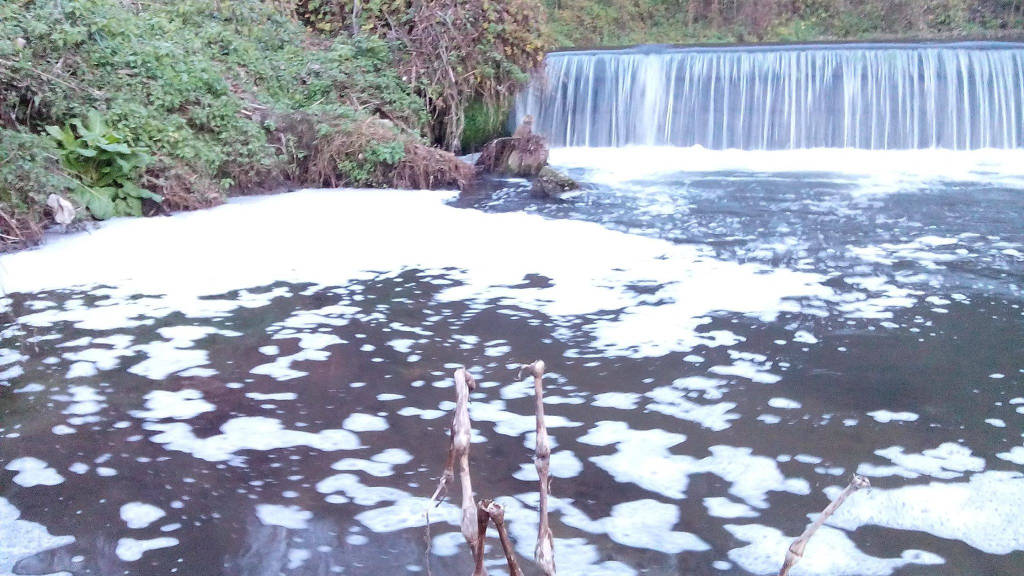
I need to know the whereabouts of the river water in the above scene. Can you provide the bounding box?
[1,147,1023,575]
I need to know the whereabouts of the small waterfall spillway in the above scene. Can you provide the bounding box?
[513,42,1024,150]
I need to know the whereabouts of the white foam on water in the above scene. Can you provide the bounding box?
[120,502,166,529]
[371,448,414,465]
[355,496,460,533]
[826,470,1024,555]
[115,537,179,562]
[709,360,782,384]
[342,413,389,432]
[599,499,709,553]
[254,504,312,530]
[793,330,819,344]
[329,458,395,477]
[470,400,582,437]
[128,342,210,381]
[578,421,808,505]
[0,497,75,574]
[496,496,644,576]
[867,410,919,423]
[997,446,1024,465]
[644,385,739,431]
[396,406,446,420]
[131,389,215,420]
[549,146,1024,195]
[767,397,802,410]
[726,523,944,575]
[704,497,759,519]
[245,392,298,401]
[287,548,311,569]
[5,457,65,487]
[54,385,105,416]
[315,473,408,506]
[0,189,836,359]
[143,416,361,463]
[870,443,985,480]
[513,449,584,480]
[591,392,642,409]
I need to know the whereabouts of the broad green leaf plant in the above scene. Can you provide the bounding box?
[46,111,162,220]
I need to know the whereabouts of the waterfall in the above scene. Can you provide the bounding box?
[513,42,1024,150]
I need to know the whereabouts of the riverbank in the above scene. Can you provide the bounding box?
[0,0,544,252]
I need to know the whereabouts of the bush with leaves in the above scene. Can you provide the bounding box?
[0,0,466,250]
[294,0,551,152]
[46,112,161,220]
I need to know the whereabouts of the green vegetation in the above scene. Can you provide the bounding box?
[46,111,160,219]
[0,0,504,249]
[462,100,510,153]
[545,0,1024,47]
[293,0,549,151]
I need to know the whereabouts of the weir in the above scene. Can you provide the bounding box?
[513,42,1024,150]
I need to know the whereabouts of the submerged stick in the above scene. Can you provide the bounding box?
[482,500,524,576]
[778,474,871,576]
[426,367,485,574]
[519,360,555,576]
[473,501,490,576]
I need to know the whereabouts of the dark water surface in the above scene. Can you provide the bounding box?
[1,149,1023,576]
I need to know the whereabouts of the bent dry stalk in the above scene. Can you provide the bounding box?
[425,367,485,574]
[424,363,551,576]
[778,474,871,576]
[519,360,556,576]
[481,499,524,576]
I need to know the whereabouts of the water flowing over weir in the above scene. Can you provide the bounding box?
[513,42,1024,150]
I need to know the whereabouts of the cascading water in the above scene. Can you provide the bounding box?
[513,42,1024,150]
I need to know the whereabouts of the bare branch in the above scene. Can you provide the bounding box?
[482,500,525,576]
[425,367,485,574]
[520,360,556,575]
[779,474,871,576]
[473,501,490,576]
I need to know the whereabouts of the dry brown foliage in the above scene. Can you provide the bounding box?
[293,0,549,152]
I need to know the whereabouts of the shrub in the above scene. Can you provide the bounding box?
[46,111,161,219]
[0,128,70,248]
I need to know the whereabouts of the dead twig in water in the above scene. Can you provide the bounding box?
[481,500,524,576]
[778,474,871,576]
[425,367,485,574]
[519,360,555,575]
[473,500,490,576]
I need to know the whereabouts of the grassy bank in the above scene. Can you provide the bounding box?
[545,0,1024,47]
[1,0,546,250]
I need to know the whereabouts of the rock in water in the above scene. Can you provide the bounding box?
[532,166,580,199]
[475,116,549,177]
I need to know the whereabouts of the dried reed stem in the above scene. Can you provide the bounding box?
[426,367,485,574]
[778,474,871,576]
[481,500,524,576]
[473,501,490,576]
[519,360,556,575]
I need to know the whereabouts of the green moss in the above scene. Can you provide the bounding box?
[461,100,509,154]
